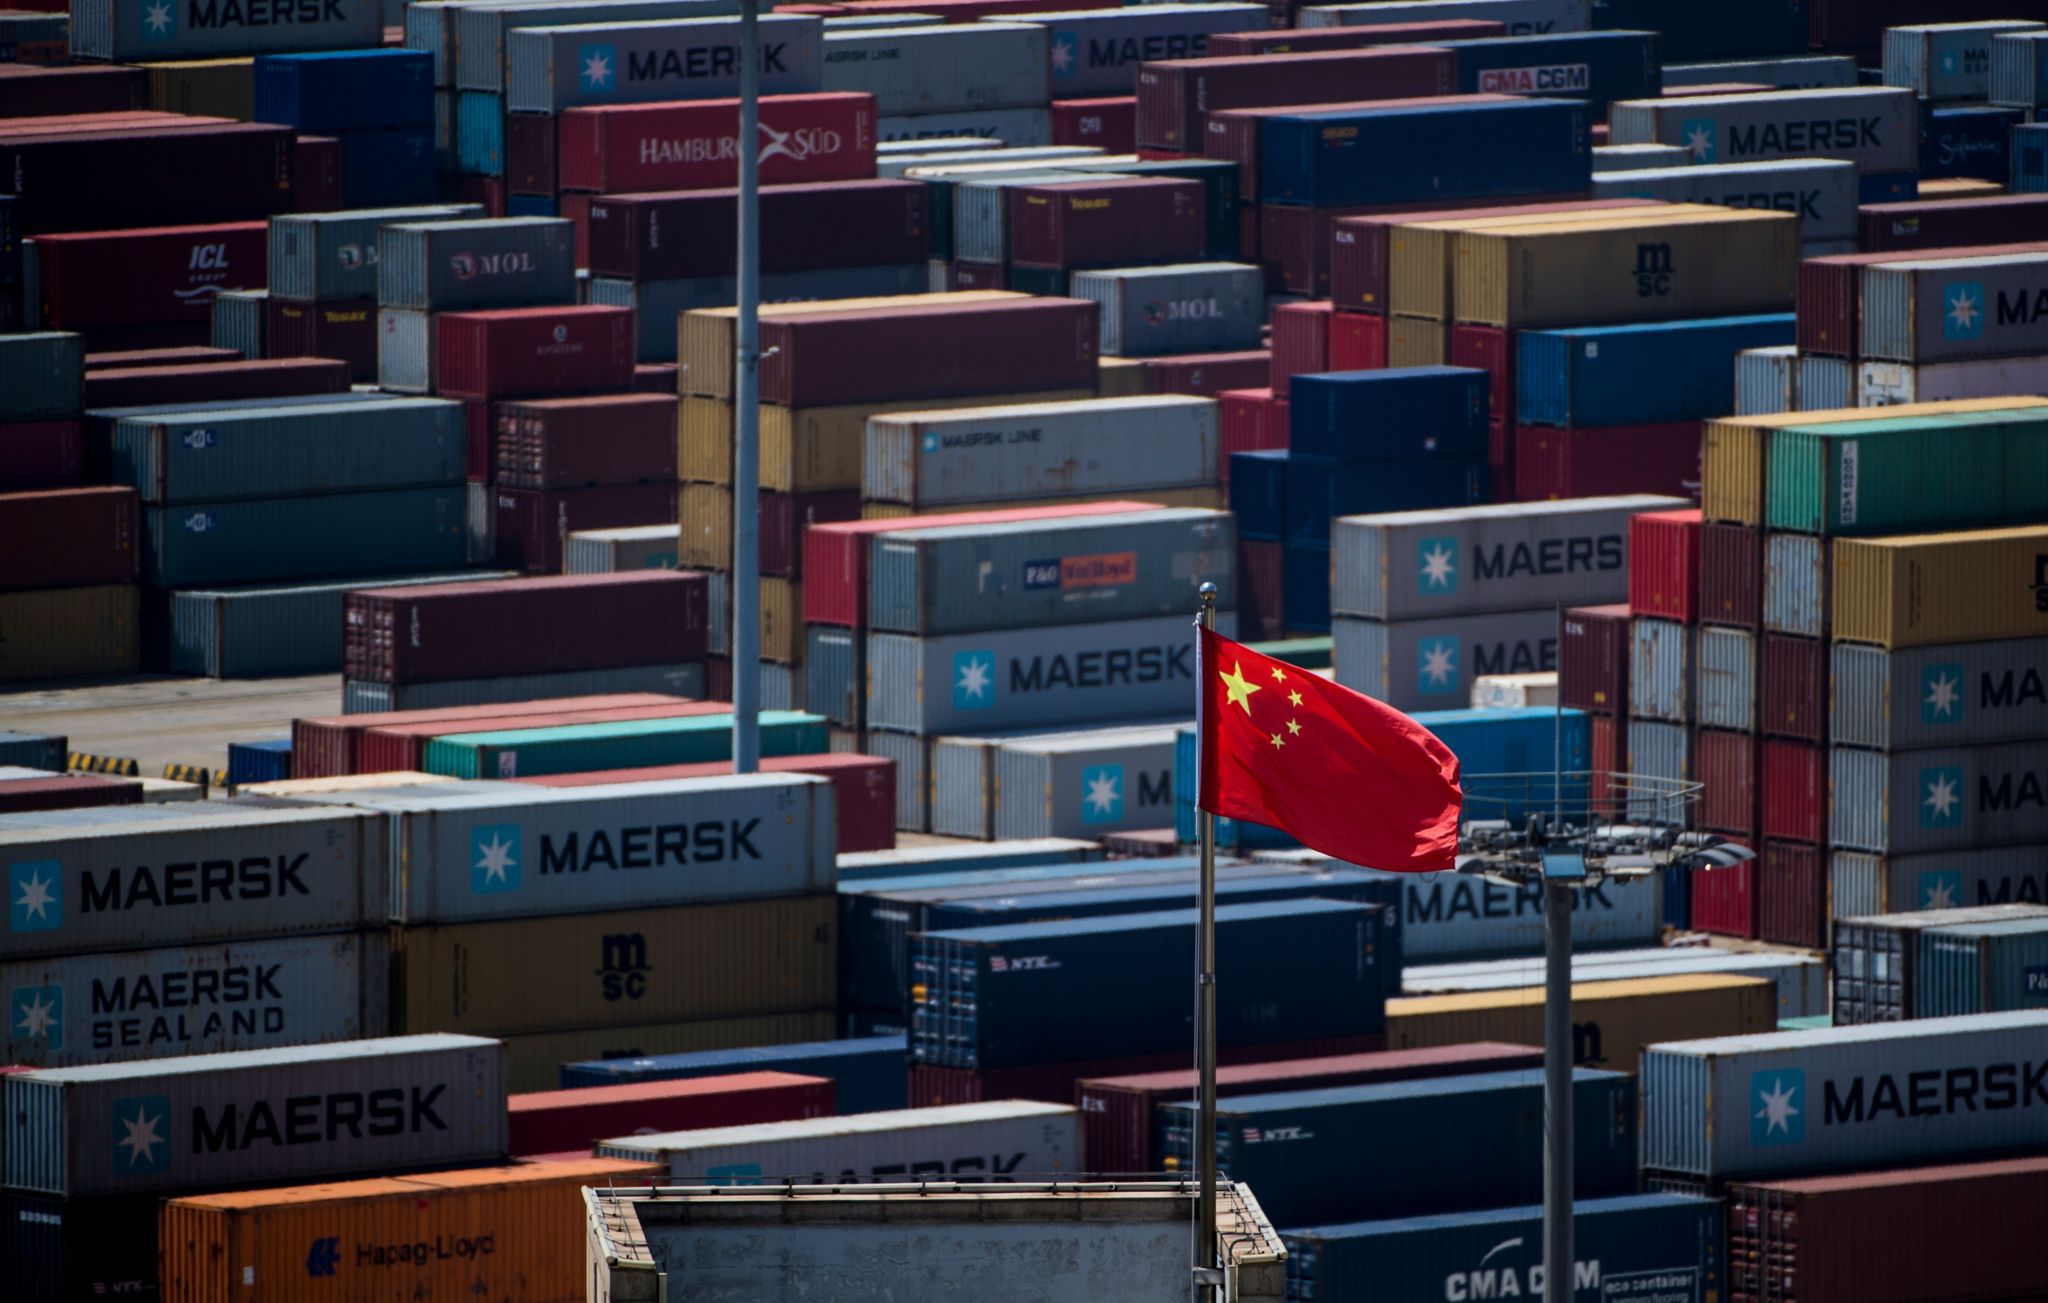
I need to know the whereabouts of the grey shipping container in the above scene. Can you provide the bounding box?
[1629,617,1694,723]
[1405,948,1827,1018]
[1592,143,1693,171]
[1332,610,1557,712]
[806,625,860,727]
[378,308,431,394]
[1832,638,2048,751]
[1830,742,2048,856]
[1860,253,2048,364]
[1831,903,2048,1024]
[869,508,1233,636]
[268,205,482,303]
[1796,352,1852,411]
[0,333,84,422]
[881,144,1096,178]
[991,726,1180,840]
[454,0,739,91]
[590,264,928,363]
[878,108,1052,146]
[1626,719,1690,821]
[1607,87,1919,176]
[0,806,378,959]
[566,525,680,573]
[706,569,729,656]
[762,663,804,712]
[341,662,707,713]
[1762,531,1822,638]
[1662,57,1859,90]
[1735,344,1797,415]
[143,487,468,588]
[1918,917,2048,1017]
[1831,846,2048,922]
[1639,1011,2048,1180]
[1329,495,1679,621]
[505,15,824,113]
[1589,158,1858,246]
[71,0,380,60]
[376,218,577,312]
[111,400,465,505]
[1992,31,2048,108]
[598,1099,1078,1180]
[864,396,1220,509]
[1696,626,1755,732]
[1298,0,1591,34]
[169,570,516,679]
[0,734,67,773]
[209,291,267,362]
[863,729,929,830]
[1069,263,1265,358]
[1885,22,2043,103]
[1007,3,1266,99]
[821,23,1047,115]
[948,170,1104,266]
[836,837,1102,881]
[929,719,1184,839]
[0,933,389,1069]
[867,612,1233,735]
[3,1033,507,1197]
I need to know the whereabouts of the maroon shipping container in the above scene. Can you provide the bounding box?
[1628,508,1702,624]
[948,260,1007,290]
[1008,177,1205,270]
[512,752,895,853]
[559,92,877,195]
[1757,838,1826,951]
[1809,0,2048,54]
[1268,299,1331,397]
[507,1072,834,1157]
[1329,311,1386,370]
[760,488,861,577]
[1694,727,1756,839]
[0,772,143,814]
[1220,387,1285,483]
[1760,632,1826,743]
[464,400,494,485]
[0,65,147,118]
[1859,194,2048,254]
[1328,196,1640,315]
[505,112,556,197]
[1261,203,1377,298]
[632,363,678,394]
[704,654,732,702]
[1238,537,1284,641]
[1137,350,1269,397]
[359,701,730,774]
[32,223,266,331]
[342,571,709,685]
[1206,18,1504,55]
[1698,521,1761,629]
[1588,712,1624,806]
[0,420,86,492]
[495,482,679,573]
[1448,324,1510,484]
[1796,240,2048,358]
[584,179,923,280]
[83,346,241,370]
[802,501,1167,628]
[292,135,343,214]
[1514,422,1700,504]
[290,693,687,777]
[1238,205,1262,269]
[1761,736,1825,847]
[1691,859,1756,939]
[0,487,138,589]
[495,393,678,490]
[1558,603,1628,716]
[80,358,351,410]
[1049,97,1135,155]
[461,173,508,219]
[1208,94,1512,205]
[1134,46,1456,154]
[1729,1156,2048,1303]
[434,306,636,402]
[1075,1042,1542,1174]
[758,298,1098,407]
[0,123,295,234]
[0,111,208,139]
[265,298,375,381]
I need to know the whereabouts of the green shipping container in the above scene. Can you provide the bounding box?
[421,710,829,778]
[1765,408,2048,536]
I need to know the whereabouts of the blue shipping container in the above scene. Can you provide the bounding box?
[338,128,438,208]
[0,732,67,773]
[1418,705,1591,823]
[1861,171,1918,204]
[1590,0,1804,61]
[1441,29,1661,110]
[1288,367,1491,464]
[558,1035,909,1112]
[1260,98,1591,207]
[1283,540,1330,632]
[1921,104,2023,182]
[1162,1067,1636,1227]
[1285,456,1487,544]
[457,91,505,176]
[253,50,434,132]
[1284,1194,1725,1303]
[2017,123,2048,192]
[225,739,292,787]
[142,487,468,587]
[508,194,561,217]
[1916,917,2048,1017]
[836,840,1108,884]
[909,899,1390,1069]
[1174,725,1296,852]
[1515,314,1796,428]
[1229,449,1288,541]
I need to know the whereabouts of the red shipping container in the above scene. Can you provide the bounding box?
[1761,736,1825,846]
[1691,859,1756,939]
[1760,632,1826,743]
[434,306,636,402]
[1134,47,1456,154]
[759,299,1098,406]
[560,93,876,195]
[32,223,266,331]
[1694,727,1757,839]
[803,501,1167,628]
[359,702,729,774]
[1859,194,2048,255]
[1327,196,1634,314]
[508,1072,834,1157]
[1448,324,1511,491]
[1757,838,1826,950]
[1513,422,1701,504]
[0,122,294,234]
[343,572,709,685]
[760,488,861,577]
[1268,299,1331,397]
[1628,509,1702,624]
[1208,94,1513,205]
[0,420,86,492]
[1135,350,1269,397]
[1075,1043,1542,1174]
[948,260,1008,290]
[1698,521,1761,629]
[461,173,508,219]
[1009,177,1205,270]
[0,487,138,589]
[0,111,206,140]
[1328,312,1386,370]
[704,654,733,702]
[0,66,147,118]
[585,179,923,280]
[1729,1156,2048,1303]
[514,752,895,853]
[1207,19,1505,56]
[292,134,342,213]
[1558,603,1628,715]
[1219,387,1286,482]
[291,693,687,777]
[1260,203,1380,298]
[907,1033,1386,1113]
[80,357,351,410]
[0,773,143,814]
[1238,537,1284,641]
[1589,712,1625,806]
[504,112,556,197]
[1796,240,2048,359]
[84,346,241,370]
[1050,97,1135,154]
[265,297,376,381]
[632,363,678,394]
[495,393,678,490]
[494,483,679,573]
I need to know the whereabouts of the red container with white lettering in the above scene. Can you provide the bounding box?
[433,305,635,401]
[32,223,266,332]
[1049,97,1134,154]
[513,752,895,853]
[507,1072,835,1157]
[558,92,876,194]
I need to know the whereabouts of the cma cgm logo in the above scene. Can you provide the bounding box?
[113,1094,173,1174]
[1681,116,1717,162]
[11,982,62,1052]
[1079,765,1124,824]
[1417,637,1460,695]
[580,43,618,92]
[1751,1069,1805,1146]
[953,650,996,710]
[470,823,522,893]
[1417,537,1459,595]
[1943,281,1986,340]
[9,860,61,932]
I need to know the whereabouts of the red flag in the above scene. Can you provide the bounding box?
[1197,626,1461,872]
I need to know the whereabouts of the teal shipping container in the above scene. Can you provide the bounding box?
[1765,407,2048,535]
[143,487,468,587]
[1917,916,2048,1017]
[421,710,829,778]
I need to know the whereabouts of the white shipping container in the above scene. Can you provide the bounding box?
[598,1100,1080,1180]
[1591,143,1692,171]
[991,726,1181,839]
[1404,947,1827,1017]
[1796,351,1853,410]
[1735,344,1797,415]
[879,108,1054,146]
[1588,157,1858,246]
[565,524,681,573]
[1860,252,2048,364]
[1469,672,1558,710]
[1830,846,2048,921]
[823,23,1049,115]
[1629,617,1694,723]
[1332,610,1558,712]
[1005,3,1267,98]
[880,144,1102,177]
[1884,21,2044,102]
[1607,87,1919,175]
[1858,355,2048,406]
[1829,742,2048,856]
[504,14,825,113]
[1695,627,1755,732]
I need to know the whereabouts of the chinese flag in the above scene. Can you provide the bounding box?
[1197,627,1461,872]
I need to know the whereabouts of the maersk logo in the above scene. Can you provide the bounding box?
[1681,116,1716,162]
[1922,663,1964,725]
[1417,537,1458,594]
[1920,765,1965,829]
[12,982,62,1053]
[579,43,618,93]
[470,823,522,893]
[1944,281,1985,340]
[1417,637,1460,694]
[113,1094,172,1175]
[9,860,61,932]
[1050,31,1077,79]
[139,0,176,39]
[1917,868,1963,910]
[1080,765,1124,823]
[923,433,940,453]
[953,651,996,709]
[1751,1070,1804,1146]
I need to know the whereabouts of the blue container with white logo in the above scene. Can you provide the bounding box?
[1162,1067,1636,1226]
[225,739,291,787]
[1920,104,2024,182]
[254,50,433,132]
[335,128,437,207]
[1230,449,1287,541]
[1916,917,2048,1017]
[1285,456,1486,545]
[1440,29,1660,111]
[1284,1194,1724,1303]
[1260,98,1591,207]
[559,1034,909,1110]
[1516,314,1795,428]
[1288,367,1491,464]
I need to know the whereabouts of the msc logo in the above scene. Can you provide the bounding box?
[599,933,651,1002]
[1417,637,1460,695]
[306,1237,341,1277]
[470,823,522,893]
[1917,868,1964,911]
[1681,116,1716,162]
[1922,663,1964,725]
[1751,1070,1804,1146]
[1417,537,1458,595]
[1634,242,1675,298]
[579,43,618,93]
[138,0,177,40]
[1050,31,1077,78]
[953,650,996,710]
[9,860,61,932]
[1920,765,1965,829]
[11,983,62,1052]
[1080,765,1124,824]
[1943,281,1986,340]
[113,1094,173,1175]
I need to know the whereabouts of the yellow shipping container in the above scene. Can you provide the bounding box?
[1833,524,2048,648]
[678,482,732,570]
[1916,177,2003,200]
[160,1158,655,1303]
[1098,356,1149,397]
[1386,973,1777,1073]
[498,1011,836,1092]
[677,292,1024,400]
[762,576,803,664]
[143,58,254,120]
[678,396,733,484]
[392,895,836,1039]
[240,772,458,797]
[0,585,140,681]
[859,485,1224,520]
[1386,315,1446,366]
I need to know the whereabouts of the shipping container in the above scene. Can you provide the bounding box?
[1260,98,1591,208]
[1665,56,1857,90]
[1834,903,2048,1024]
[110,398,463,504]
[170,570,509,679]
[1830,740,2048,856]
[342,664,709,715]
[600,1098,1076,1178]
[560,1032,906,1109]
[426,304,635,401]
[1628,509,1700,624]
[1134,46,1456,153]
[293,693,685,777]
[1695,627,1755,731]
[0,772,139,816]
[493,482,679,573]
[0,735,66,773]
[138,486,465,588]
[1625,718,1690,820]
[761,298,1098,406]
[504,14,824,113]
[1609,86,1917,174]
[1068,263,1262,357]
[1860,251,2048,363]
[1517,314,1794,428]
[375,217,575,313]
[1405,947,1826,1016]
[32,223,266,334]
[1916,916,2048,1017]
[509,1072,832,1156]
[1698,521,1761,631]
[72,0,380,61]
[1695,727,1756,837]
[1629,616,1694,722]
[1005,3,1266,99]
[0,486,137,590]
[1884,21,2042,102]
[1831,637,2048,751]
[584,179,923,280]
[1298,0,1591,35]
[1734,344,1797,415]
[558,91,872,194]
[1332,609,1557,711]
[1439,28,1656,110]
[877,107,1053,145]
[266,204,480,303]
[0,585,141,682]
[1833,524,2048,648]
[1831,846,2048,927]
[1558,602,1628,714]
[821,22,1045,115]
[1389,973,1776,1072]
[516,753,893,854]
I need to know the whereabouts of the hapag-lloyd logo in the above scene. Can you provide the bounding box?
[637,121,847,168]
[535,323,584,357]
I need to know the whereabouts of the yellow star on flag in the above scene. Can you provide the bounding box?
[1288,689,1303,707]
[1287,719,1301,736]
[1270,666,1287,683]
[1270,732,1285,748]
[1220,661,1261,715]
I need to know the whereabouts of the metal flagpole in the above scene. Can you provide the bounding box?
[1192,581,1220,1301]
[729,0,762,774]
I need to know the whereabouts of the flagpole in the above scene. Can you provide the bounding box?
[1192,581,1220,1301]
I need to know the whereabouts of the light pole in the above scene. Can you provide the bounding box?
[729,0,761,773]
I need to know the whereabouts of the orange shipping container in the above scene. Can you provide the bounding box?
[159,1158,657,1303]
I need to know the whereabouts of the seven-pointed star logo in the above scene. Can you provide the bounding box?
[15,986,59,1045]
[1080,766,1124,823]
[1219,661,1261,714]
[1050,33,1076,75]
[469,823,522,893]
[118,1103,166,1169]
[142,0,173,35]
[1922,874,1959,910]
[1418,639,1459,690]
[1922,666,1962,722]
[14,868,56,924]
[1418,540,1457,591]
[583,50,613,86]
[1923,769,1962,825]
[1681,118,1715,162]
[476,835,514,884]
[1943,281,1986,340]
[957,656,991,699]
[1940,51,1957,73]
[1755,1076,1800,1137]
